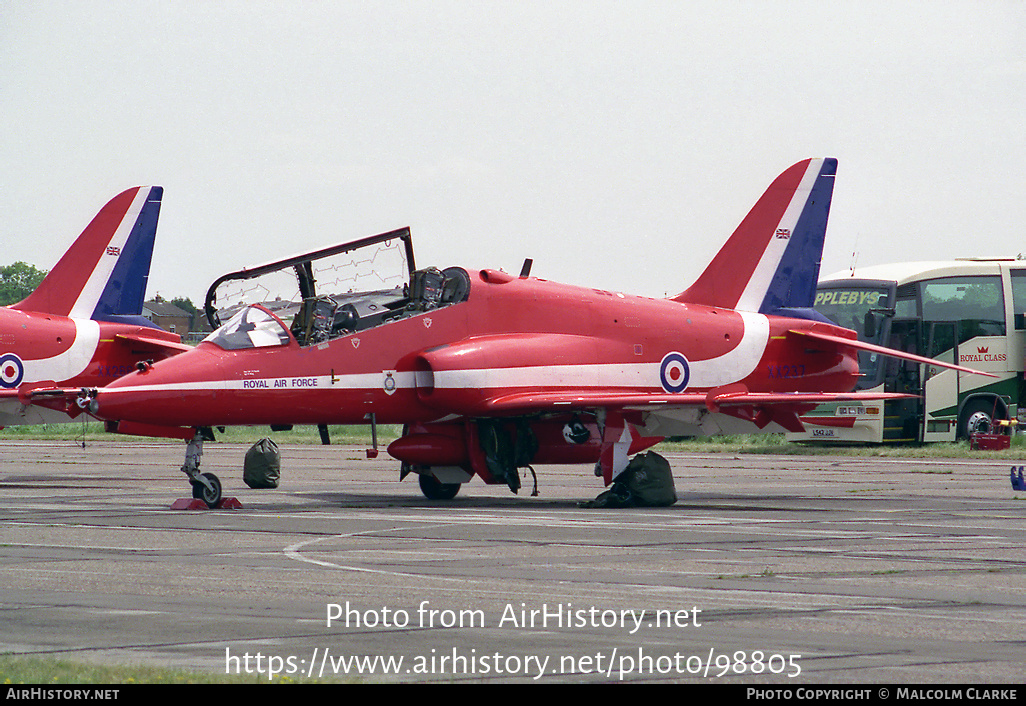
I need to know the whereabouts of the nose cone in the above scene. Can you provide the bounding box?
[93,344,226,426]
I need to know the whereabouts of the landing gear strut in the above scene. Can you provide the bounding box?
[181,429,223,508]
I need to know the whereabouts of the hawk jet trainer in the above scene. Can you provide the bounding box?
[33,159,990,506]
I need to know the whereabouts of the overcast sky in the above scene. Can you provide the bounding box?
[3,1,1024,305]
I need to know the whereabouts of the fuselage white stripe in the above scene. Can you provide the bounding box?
[21,319,101,383]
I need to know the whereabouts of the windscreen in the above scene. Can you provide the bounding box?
[203,305,291,350]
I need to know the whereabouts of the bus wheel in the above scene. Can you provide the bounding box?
[958,399,997,439]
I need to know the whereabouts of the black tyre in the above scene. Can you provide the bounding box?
[191,472,223,508]
[958,399,999,439]
[418,473,460,500]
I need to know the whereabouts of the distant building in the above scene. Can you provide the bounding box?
[143,296,192,336]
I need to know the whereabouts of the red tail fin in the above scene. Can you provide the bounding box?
[12,186,162,319]
[674,159,836,313]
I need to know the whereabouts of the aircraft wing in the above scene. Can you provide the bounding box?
[475,388,915,416]
[0,389,61,426]
[0,385,87,425]
[0,389,21,404]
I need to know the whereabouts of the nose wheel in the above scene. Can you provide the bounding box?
[190,472,223,509]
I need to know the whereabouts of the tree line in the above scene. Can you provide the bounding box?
[0,262,46,305]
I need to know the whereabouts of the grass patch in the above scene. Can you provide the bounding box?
[0,653,323,684]
[4,424,1026,460]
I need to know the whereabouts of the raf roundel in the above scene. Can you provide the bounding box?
[659,352,690,393]
[0,353,25,388]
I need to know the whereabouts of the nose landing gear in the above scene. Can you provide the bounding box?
[179,429,227,509]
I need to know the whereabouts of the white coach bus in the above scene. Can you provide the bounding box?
[789,259,1026,443]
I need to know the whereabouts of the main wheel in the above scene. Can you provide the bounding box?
[418,473,460,500]
[958,399,998,439]
[191,472,223,508]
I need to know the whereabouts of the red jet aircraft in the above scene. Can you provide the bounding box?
[0,186,189,426]
[40,159,988,506]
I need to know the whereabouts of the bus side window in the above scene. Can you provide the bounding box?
[920,276,1005,342]
[1011,271,1026,329]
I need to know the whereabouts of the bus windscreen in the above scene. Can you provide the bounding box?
[814,286,891,387]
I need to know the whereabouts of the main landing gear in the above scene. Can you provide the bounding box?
[418,473,461,500]
[181,429,223,509]
[401,461,463,500]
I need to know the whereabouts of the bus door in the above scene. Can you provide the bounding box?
[921,321,959,442]
[883,319,923,442]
